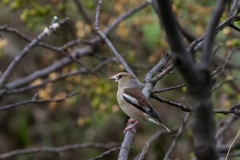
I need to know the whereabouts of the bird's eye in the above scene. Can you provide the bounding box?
[118,75,123,79]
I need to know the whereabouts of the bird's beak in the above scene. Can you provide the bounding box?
[109,75,118,83]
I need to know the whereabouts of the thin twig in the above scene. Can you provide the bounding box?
[0,17,69,88]
[0,25,94,52]
[201,0,227,67]
[0,91,80,111]
[215,114,239,149]
[151,84,186,94]
[150,64,175,83]
[151,94,192,112]
[0,142,119,159]
[94,0,138,82]
[225,130,240,160]
[138,142,149,160]
[133,126,178,160]
[5,58,117,95]
[88,147,121,160]
[73,0,93,26]
[212,77,238,92]
[163,113,191,160]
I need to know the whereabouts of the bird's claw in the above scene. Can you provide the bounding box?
[124,120,138,134]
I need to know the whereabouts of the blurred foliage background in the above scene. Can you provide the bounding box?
[0,0,240,159]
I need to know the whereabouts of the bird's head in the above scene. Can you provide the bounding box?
[109,72,137,87]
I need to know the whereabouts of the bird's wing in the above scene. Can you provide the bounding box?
[122,87,160,121]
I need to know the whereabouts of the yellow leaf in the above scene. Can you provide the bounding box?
[223,100,230,108]
[99,103,106,110]
[181,87,187,93]
[48,72,58,80]
[75,21,83,29]
[48,102,57,111]
[77,117,85,126]
[0,39,8,49]
[38,89,51,100]
[54,92,66,99]
[30,78,43,86]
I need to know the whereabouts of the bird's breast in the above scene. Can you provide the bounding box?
[117,90,145,122]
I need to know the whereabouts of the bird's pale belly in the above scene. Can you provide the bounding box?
[118,100,145,122]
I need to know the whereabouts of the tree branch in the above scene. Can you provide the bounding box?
[6,58,117,95]
[73,0,93,26]
[151,94,192,112]
[163,113,191,160]
[151,84,185,94]
[138,142,149,160]
[0,91,79,112]
[0,17,69,88]
[88,147,121,160]
[201,0,227,67]
[94,0,138,81]
[151,0,224,159]
[0,142,120,159]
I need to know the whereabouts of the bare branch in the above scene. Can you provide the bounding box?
[163,113,191,160]
[133,127,178,160]
[138,142,149,160]
[58,50,97,76]
[230,0,240,15]
[0,142,120,159]
[215,114,239,148]
[0,25,95,52]
[88,147,121,160]
[150,64,175,84]
[151,84,185,94]
[151,94,192,112]
[151,0,225,159]
[6,58,117,95]
[0,17,69,88]
[214,102,240,116]
[201,0,227,67]
[94,2,151,160]
[217,136,240,153]
[0,91,79,112]
[73,0,93,26]
[174,16,196,42]
[94,0,138,81]
[212,77,238,93]
[103,1,149,35]
[143,52,172,97]
[229,23,240,31]
[5,46,93,91]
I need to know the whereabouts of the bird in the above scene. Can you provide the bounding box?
[109,72,170,133]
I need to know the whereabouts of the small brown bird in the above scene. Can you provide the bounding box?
[110,72,170,133]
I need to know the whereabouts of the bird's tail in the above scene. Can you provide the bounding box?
[147,117,171,132]
[159,122,171,133]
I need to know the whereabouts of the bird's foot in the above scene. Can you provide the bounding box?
[127,119,137,125]
[124,121,138,133]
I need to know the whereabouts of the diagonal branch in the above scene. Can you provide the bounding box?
[201,0,227,67]
[163,113,191,160]
[6,58,117,95]
[94,0,138,81]
[94,1,153,160]
[73,0,93,26]
[0,17,69,88]
[88,147,121,160]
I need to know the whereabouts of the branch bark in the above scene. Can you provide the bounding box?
[151,0,227,159]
